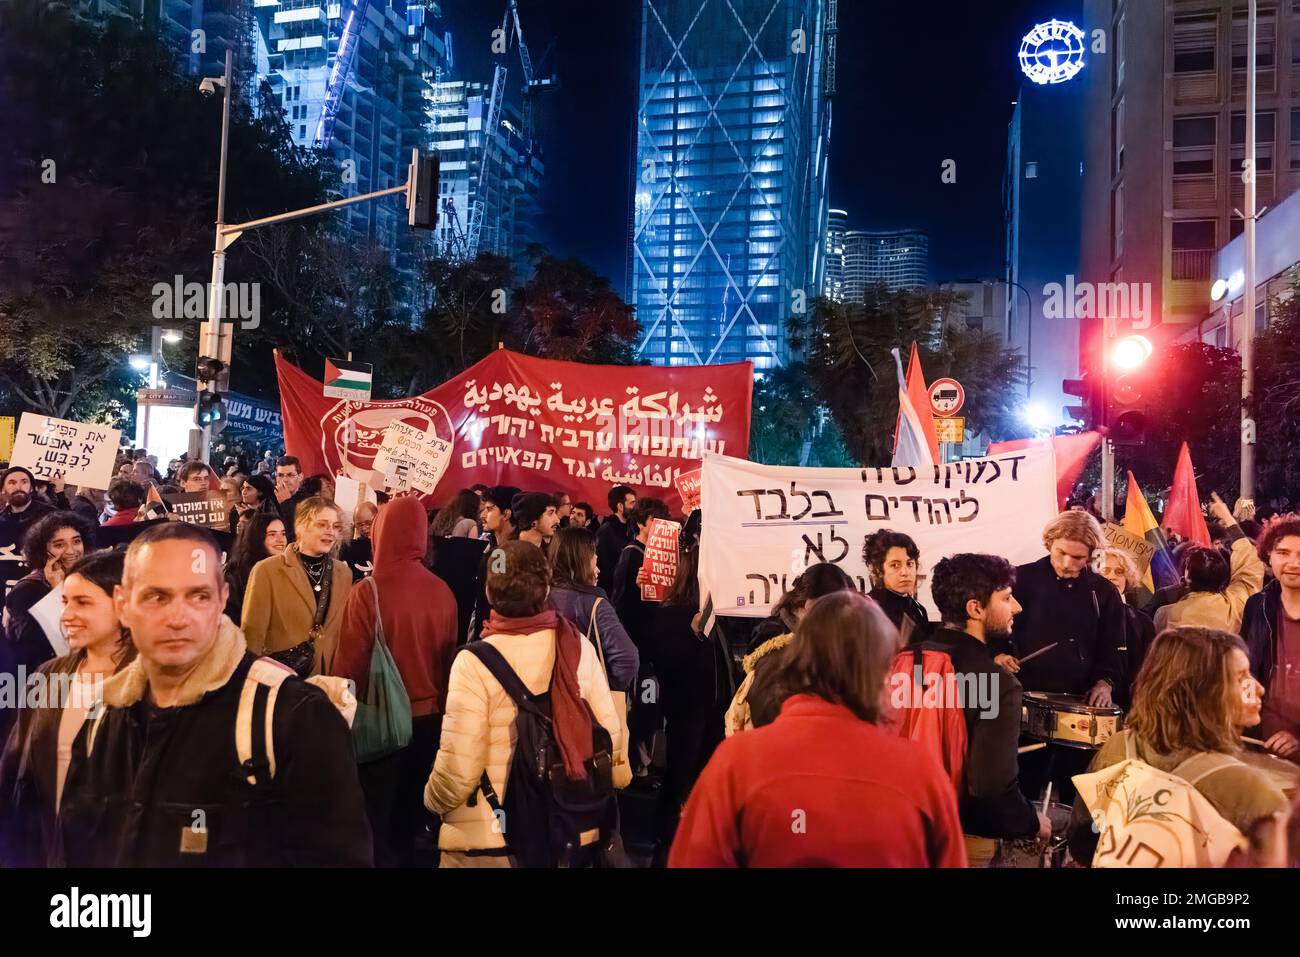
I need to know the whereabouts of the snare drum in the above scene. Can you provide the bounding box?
[1022,692,1123,750]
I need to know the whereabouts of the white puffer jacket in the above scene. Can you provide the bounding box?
[424,629,624,852]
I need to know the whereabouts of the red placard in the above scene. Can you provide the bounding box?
[275,350,752,512]
[640,518,681,602]
[674,467,702,513]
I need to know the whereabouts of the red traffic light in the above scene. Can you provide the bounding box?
[1110,335,1153,372]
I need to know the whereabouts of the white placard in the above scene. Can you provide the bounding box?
[10,413,121,490]
[370,419,452,495]
[30,582,68,657]
[699,446,1059,618]
[334,474,378,524]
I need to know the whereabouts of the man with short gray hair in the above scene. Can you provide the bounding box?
[57,521,371,866]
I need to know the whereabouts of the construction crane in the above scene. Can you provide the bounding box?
[465,61,506,260]
[315,0,369,149]
[508,0,558,144]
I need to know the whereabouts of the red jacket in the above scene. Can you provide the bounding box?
[669,694,967,868]
[332,497,458,718]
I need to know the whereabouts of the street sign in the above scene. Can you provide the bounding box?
[323,358,373,401]
[929,378,965,417]
[934,416,965,444]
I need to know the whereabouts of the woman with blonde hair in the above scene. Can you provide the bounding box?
[1067,626,1291,866]
[1097,545,1155,706]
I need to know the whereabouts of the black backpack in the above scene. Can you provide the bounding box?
[463,641,619,868]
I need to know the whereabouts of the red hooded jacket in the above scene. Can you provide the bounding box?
[333,497,459,718]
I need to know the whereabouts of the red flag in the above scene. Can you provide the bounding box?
[987,432,1101,510]
[892,343,940,464]
[1163,441,1210,545]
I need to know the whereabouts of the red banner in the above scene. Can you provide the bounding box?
[275,350,752,512]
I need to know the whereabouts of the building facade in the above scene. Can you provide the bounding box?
[841,228,929,299]
[937,279,1009,343]
[630,0,835,372]
[1080,0,1300,347]
[823,207,847,300]
[428,79,545,276]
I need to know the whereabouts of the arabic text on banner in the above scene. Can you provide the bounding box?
[698,447,1058,618]
[275,350,752,512]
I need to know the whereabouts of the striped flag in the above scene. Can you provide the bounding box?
[891,348,936,469]
[892,342,941,464]
[323,358,374,400]
[1121,471,1179,608]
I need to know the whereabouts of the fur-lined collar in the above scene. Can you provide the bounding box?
[742,632,793,674]
[101,615,248,708]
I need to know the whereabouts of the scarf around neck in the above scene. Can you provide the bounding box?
[482,608,594,780]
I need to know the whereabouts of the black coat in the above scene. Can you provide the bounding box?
[58,651,373,867]
[1242,580,1283,690]
[1005,556,1126,696]
[595,516,632,595]
[869,587,932,643]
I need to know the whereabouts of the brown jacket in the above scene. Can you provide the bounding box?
[241,547,353,674]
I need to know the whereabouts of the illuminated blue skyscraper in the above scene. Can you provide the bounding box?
[630,0,835,371]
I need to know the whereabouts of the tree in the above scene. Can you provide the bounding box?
[1255,270,1300,506]
[789,287,1026,465]
[514,246,640,365]
[0,2,334,416]
[750,364,855,467]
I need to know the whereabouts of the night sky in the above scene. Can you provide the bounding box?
[440,0,1076,291]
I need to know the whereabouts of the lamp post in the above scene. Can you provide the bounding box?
[1240,0,1258,503]
[1001,278,1035,398]
[198,49,234,464]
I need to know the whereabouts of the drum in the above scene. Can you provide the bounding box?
[1239,746,1300,799]
[993,802,1073,868]
[1022,692,1123,750]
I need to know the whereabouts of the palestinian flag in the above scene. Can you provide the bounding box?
[323,358,373,399]
[1120,471,1179,609]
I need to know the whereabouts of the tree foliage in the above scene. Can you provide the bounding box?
[788,287,1026,465]
[749,364,854,467]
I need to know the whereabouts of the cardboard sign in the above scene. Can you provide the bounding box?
[0,416,14,462]
[1103,521,1156,576]
[674,468,702,513]
[640,518,681,602]
[334,474,378,526]
[162,491,230,529]
[10,413,120,490]
[371,419,453,494]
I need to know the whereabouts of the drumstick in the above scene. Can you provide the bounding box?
[1018,742,1048,754]
[1017,642,1059,666]
[1241,735,1267,749]
[1041,782,1052,814]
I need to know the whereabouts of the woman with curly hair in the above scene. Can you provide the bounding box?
[0,511,96,741]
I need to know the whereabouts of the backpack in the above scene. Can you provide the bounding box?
[462,640,618,868]
[85,657,356,787]
[1072,731,1247,868]
[884,644,968,791]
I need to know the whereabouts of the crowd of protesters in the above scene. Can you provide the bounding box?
[0,443,1298,870]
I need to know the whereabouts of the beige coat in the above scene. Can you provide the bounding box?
[424,628,624,853]
[1155,533,1265,635]
[241,548,353,675]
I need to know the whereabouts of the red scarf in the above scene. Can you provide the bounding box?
[481,608,594,781]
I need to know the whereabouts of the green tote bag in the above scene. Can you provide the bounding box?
[351,576,413,763]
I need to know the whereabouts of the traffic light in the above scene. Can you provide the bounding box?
[1106,335,1153,446]
[407,149,439,230]
[196,391,228,433]
[1062,373,1101,430]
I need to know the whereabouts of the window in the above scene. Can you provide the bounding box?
[1292,108,1300,168]
[1024,161,1039,179]
[1231,12,1275,69]
[1172,219,1215,280]
[1113,99,1125,176]
[1113,15,1125,89]
[1112,183,1124,260]
[1231,216,1245,239]
[1173,14,1216,73]
[1172,115,1216,174]
[299,124,307,139]
[1231,111,1276,171]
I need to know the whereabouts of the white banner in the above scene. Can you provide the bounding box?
[10,413,121,490]
[699,447,1058,618]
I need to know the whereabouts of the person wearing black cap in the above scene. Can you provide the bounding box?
[0,467,55,545]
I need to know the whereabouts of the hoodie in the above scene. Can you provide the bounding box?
[333,497,459,718]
